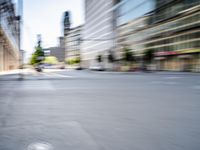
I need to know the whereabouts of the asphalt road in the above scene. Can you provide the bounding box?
[0,70,200,150]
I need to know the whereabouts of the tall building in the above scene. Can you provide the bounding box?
[59,36,65,48]
[65,25,83,62]
[63,11,71,37]
[0,0,21,71]
[114,0,155,61]
[82,0,155,68]
[81,0,117,68]
[116,16,149,67]
[146,0,200,71]
[82,0,200,71]
[115,0,200,72]
[63,11,82,64]
[115,0,155,26]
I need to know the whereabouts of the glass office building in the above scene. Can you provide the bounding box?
[65,25,83,62]
[115,0,200,72]
[146,0,200,71]
[116,0,155,26]
[82,0,115,68]
[0,0,20,71]
[114,0,155,65]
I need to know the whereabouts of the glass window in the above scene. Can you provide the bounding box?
[117,0,155,25]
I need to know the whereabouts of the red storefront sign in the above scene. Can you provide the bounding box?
[155,51,177,56]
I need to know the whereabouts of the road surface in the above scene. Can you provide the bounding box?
[0,70,200,150]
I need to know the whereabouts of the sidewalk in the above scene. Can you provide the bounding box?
[0,68,64,76]
[0,69,21,76]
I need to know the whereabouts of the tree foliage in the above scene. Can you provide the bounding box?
[108,50,115,63]
[30,41,44,65]
[97,55,102,63]
[66,57,81,65]
[144,49,154,64]
[43,56,58,65]
[123,47,134,62]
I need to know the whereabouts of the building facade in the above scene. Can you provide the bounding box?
[114,0,155,68]
[81,0,117,68]
[0,0,20,71]
[116,16,149,67]
[146,0,200,71]
[115,0,155,26]
[82,0,200,71]
[82,0,155,68]
[115,0,200,72]
[65,25,82,63]
[63,11,82,64]
[43,37,65,62]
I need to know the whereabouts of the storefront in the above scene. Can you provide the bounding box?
[177,49,200,72]
[155,51,178,71]
[154,49,200,72]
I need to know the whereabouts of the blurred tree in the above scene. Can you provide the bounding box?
[30,35,44,65]
[144,49,154,64]
[108,50,115,63]
[30,53,37,65]
[66,57,81,65]
[75,57,81,64]
[97,55,102,63]
[123,47,135,63]
[43,56,58,65]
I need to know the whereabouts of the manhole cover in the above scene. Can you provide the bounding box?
[27,142,53,150]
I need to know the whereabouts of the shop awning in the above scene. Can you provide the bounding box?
[155,51,177,56]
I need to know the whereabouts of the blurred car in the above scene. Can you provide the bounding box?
[57,64,65,69]
[40,64,65,69]
[89,65,104,71]
[34,66,42,72]
[76,66,83,70]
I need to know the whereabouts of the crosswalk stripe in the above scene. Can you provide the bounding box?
[44,72,74,78]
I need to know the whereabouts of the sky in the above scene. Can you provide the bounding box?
[21,0,84,61]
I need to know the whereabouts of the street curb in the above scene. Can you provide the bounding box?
[88,70,200,75]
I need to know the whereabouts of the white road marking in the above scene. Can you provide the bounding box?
[49,73,74,78]
[164,76,182,79]
[28,142,53,150]
[40,72,74,78]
